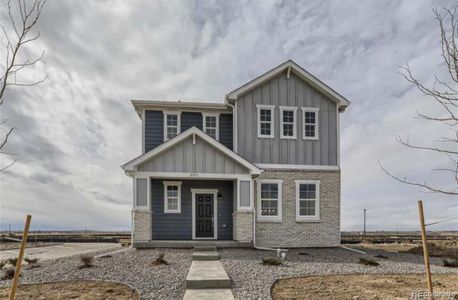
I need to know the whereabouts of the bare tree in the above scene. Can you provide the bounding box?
[380,7,458,195]
[0,0,47,172]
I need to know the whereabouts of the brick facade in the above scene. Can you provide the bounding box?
[254,170,341,248]
[133,209,152,242]
[233,211,253,242]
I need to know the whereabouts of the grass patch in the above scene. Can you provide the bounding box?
[262,257,282,266]
[359,257,379,266]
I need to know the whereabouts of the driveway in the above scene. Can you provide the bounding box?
[0,243,122,261]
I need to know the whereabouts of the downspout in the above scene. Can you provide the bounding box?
[251,175,288,253]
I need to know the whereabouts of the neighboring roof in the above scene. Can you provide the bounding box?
[122,126,263,175]
[131,99,230,118]
[225,60,351,111]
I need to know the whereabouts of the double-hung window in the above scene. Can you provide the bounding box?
[279,106,297,139]
[202,113,219,140]
[164,181,181,213]
[257,105,275,138]
[257,179,282,222]
[164,112,181,141]
[301,107,319,140]
[295,180,320,221]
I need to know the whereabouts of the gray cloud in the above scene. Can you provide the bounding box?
[0,0,457,231]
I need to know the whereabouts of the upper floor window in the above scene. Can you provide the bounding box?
[164,112,181,141]
[301,107,319,140]
[257,105,275,138]
[257,179,282,222]
[295,180,320,221]
[164,181,182,213]
[202,113,219,140]
[279,106,297,139]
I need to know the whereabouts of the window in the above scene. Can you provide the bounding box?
[163,112,181,141]
[295,180,320,221]
[257,105,275,138]
[302,107,319,140]
[257,179,282,222]
[164,181,182,213]
[135,178,149,209]
[202,113,219,140]
[279,106,297,139]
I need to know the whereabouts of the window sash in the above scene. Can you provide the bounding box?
[295,180,320,221]
[164,182,181,213]
[280,107,297,138]
[257,180,282,221]
[164,112,180,141]
[257,106,274,138]
[302,108,319,140]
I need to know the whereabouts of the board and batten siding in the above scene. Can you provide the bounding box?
[236,71,338,165]
[151,179,234,240]
[138,135,249,174]
[144,110,233,152]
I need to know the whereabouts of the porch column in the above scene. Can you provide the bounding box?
[132,176,152,243]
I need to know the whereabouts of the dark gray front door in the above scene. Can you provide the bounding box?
[195,194,214,238]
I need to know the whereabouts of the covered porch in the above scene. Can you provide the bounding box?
[122,127,262,248]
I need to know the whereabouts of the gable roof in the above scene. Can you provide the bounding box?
[122,126,263,175]
[225,60,351,111]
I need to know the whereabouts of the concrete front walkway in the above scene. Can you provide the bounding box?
[183,246,234,300]
[0,243,122,261]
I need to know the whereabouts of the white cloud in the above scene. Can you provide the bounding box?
[0,0,456,231]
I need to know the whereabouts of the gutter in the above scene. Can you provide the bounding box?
[224,98,238,152]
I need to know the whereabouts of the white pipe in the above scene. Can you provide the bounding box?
[341,245,366,254]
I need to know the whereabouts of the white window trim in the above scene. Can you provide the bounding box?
[163,111,181,141]
[295,180,320,222]
[301,107,319,140]
[237,179,253,211]
[257,104,275,139]
[279,106,297,139]
[202,112,220,140]
[163,181,182,213]
[257,179,283,222]
[133,176,151,210]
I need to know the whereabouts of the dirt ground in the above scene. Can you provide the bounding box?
[272,274,458,300]
[0,242,58,251]
[351,240,458,259]
[0,280,140,300]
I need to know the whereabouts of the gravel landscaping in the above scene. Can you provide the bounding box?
[220,247,458,300]
[0,248,192,300]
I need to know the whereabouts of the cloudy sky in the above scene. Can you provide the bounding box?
[0,0,457,232]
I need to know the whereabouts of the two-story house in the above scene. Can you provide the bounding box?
[122,60,350,248]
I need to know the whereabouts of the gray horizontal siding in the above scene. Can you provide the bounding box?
[144,110,233,153]
[145,110,163,152]
[151,179,234,240]
[219,113,233,150]
[236,71,337,165]
[138,135,249,174]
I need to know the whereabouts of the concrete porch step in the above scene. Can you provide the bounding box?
[192,251,220,261]
[186,261,231,289]
[193,245,217,252]
[183,289,234,300]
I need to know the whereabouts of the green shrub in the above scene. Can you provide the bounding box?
[359,257,379,266]
[442,258,458,268]
[262,257,282,266]
[0,266,15,280]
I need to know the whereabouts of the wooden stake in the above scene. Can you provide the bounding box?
[9,215,32,300]
[418,201,433,295]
